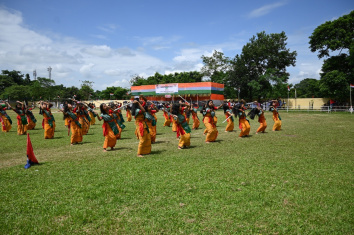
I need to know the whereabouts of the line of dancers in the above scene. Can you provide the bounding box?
[0,97,282,157]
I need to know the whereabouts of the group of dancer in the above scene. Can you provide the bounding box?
[0,96,282,157]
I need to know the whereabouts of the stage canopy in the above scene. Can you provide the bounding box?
[130,82,224,101]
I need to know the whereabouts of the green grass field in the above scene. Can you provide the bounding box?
[1,110,353,234]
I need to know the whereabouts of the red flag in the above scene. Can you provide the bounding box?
[350,84,354,88]
[27,133,38,164]
[287,86,290,91]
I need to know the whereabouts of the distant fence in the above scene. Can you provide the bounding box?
[279,106,353,113]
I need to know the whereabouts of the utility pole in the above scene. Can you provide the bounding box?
[33,70,37,80]
[47,66,52,79]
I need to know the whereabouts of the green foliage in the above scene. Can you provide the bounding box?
[1,84,32,100]
[294,78,321,98]
[130,71,203,86]
[1,70,25,85]
[319,70,348,100]
[79,80,95,100]
[228,31,297,100]
[309,11,354,59]
[0,75,15,93]
[0,111,353,233]
[309,11,354,101]
[101,86,129,100]
[201,50,231,77]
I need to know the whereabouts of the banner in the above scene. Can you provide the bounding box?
[156,84,178,94]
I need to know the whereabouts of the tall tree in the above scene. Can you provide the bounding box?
[294,78,321,98]
[309,10,354,101]
[80,80,94,100]
[1,70,24,85]
[228,31,297,100]
[201,50,231,79]
[0,75,14,94]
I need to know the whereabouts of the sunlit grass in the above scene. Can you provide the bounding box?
[1,110,353,233]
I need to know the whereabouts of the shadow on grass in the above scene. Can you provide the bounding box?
[154,140,170,144]
[117,147,133,150]
[151,150,165,154]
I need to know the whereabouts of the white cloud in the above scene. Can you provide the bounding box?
[81,45,113,57]
[248,1,287,18]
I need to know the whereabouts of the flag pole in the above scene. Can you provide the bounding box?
[287,89,289,113]
[350,84,353,114]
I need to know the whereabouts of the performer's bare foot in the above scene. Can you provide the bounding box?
[255,132,258,134]
[137,154,144,158]
[205,141,211,143]
[103,148,107,152]
[178,146,182,149]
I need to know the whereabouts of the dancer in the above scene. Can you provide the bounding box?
[88,103,97,125]
[112,102,126,140]
[8,101,28,135]
[145,103,157,144]
[223,102,234,132]
[270,100,282,131]
[191,103,200,130]
[132,98,151,157]
[0,102,12,132]
[171,102,191,149]
[39,101,55,139]
[63,103,83,145]
[201,100,221,143]
[26,103,37,130]
[75,102,90,135]
[233,100,250,138]
[161,103,171,127]
[97,103,118,152]
[126,104,132,122]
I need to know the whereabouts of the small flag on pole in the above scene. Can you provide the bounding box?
[288,86,290,91]
[350,84,354,88]
[110,93,114,96]
[24,133,39,169]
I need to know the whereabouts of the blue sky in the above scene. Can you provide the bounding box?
[0,0,353,91]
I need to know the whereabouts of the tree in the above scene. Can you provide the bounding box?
[201,50,231,78]
[0,75,14,94]
[228,31,297,100]
[80,80,94,100]
[294,78,321,98]
[1,85,32,101]
[309,10,354,101]
[1,70,24,85]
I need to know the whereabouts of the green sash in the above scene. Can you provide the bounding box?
[67,111,81,128]
[101,114,119,135]
[1,111,12,124]
[43,109,54,127]
[113,113,126,129]
[27,110,37,123]
[83,110,91,122]
[177,114,191,133]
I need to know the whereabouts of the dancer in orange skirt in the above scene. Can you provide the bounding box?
[132,98,151,157]
[233,100,250,138]
[223,102,234,132]
[161,103,171,127]
[63,103,83,145]
[0,102,12,132]
[171,102,191,149]
[8,101,28,135]
[201,100,221,143]
[97,103,118,152]
[270,100,282,131]
[39,101,55,139]
[191,103,200,130]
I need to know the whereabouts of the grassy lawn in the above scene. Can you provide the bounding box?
[1,110,353,234]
